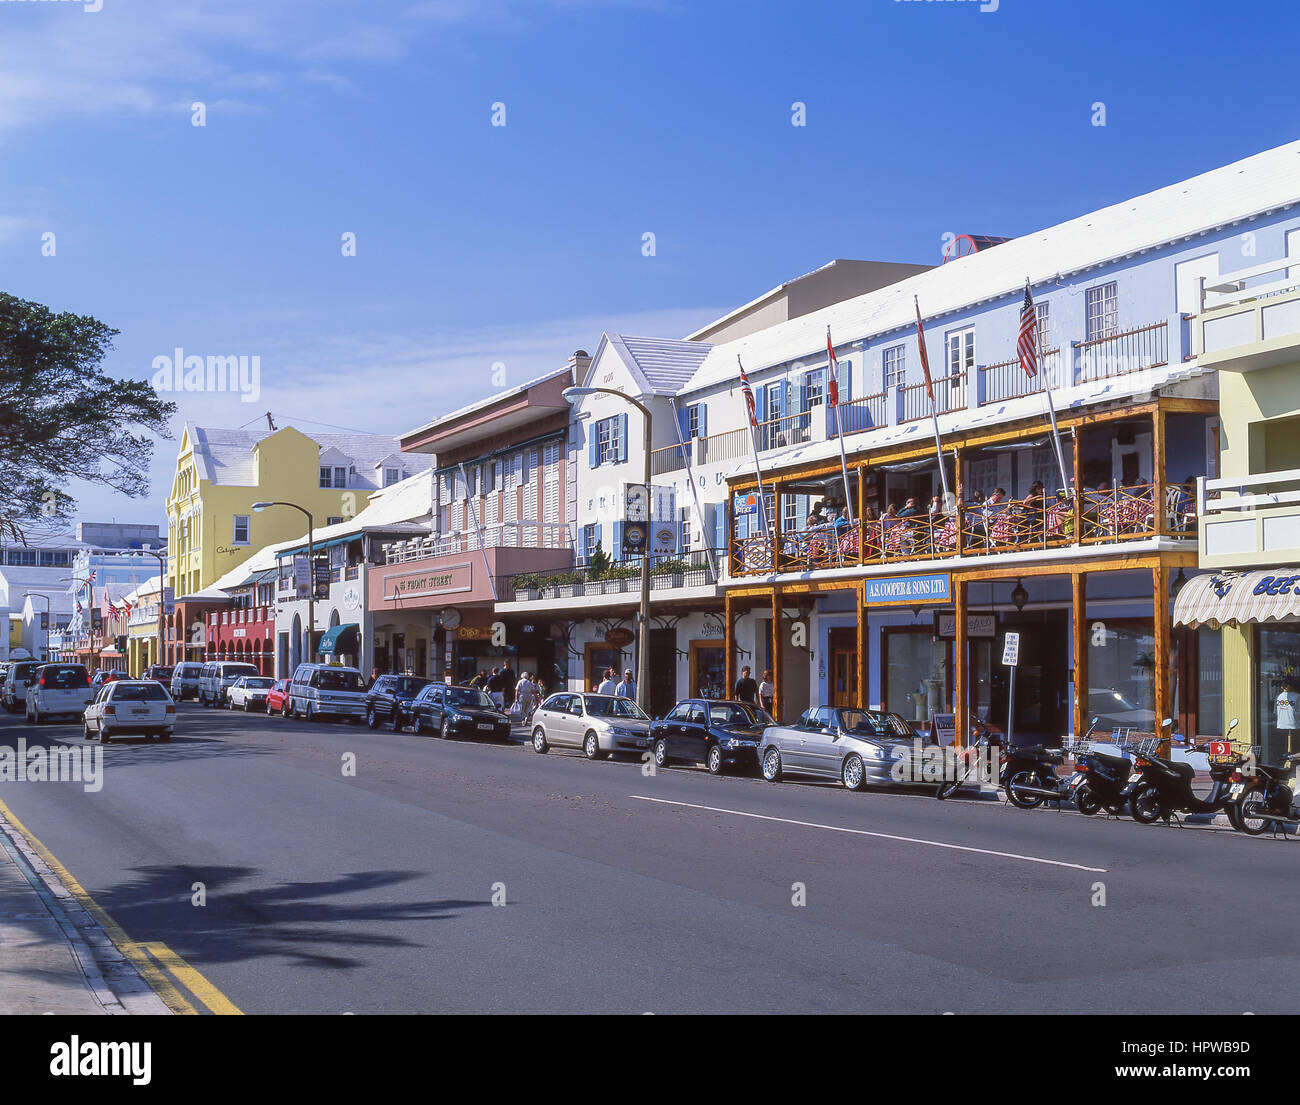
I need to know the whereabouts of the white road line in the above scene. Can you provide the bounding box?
[628,795,1108,873]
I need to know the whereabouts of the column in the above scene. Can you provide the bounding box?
[771,588,783,724]
[1153,564,1170,749]
[856,581,867,710]
[724,591,735,700]
[1072,570,1087,738]
[954,577,968,748]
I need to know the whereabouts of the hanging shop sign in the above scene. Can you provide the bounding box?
[604,627,635,648]
[934,612,998,639]
[864,572,951,607]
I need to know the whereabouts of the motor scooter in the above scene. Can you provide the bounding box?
[1229,746,1300,836]
[1127,718,1242,824]
[1067,717,1133,816]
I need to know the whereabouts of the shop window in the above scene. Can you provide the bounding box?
[885,628,949,725]
[1087,619,1156,734]
[1255,625,1300,760]
[1197,625,1223,738]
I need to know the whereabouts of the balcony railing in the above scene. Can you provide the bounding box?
[730,481,1190,576]
[979,349,1063,405]
[498,547,722,600]
[382,522,572,564]
[900,372,967,423]
[1075,320,1168,382]
[832,391,888,435]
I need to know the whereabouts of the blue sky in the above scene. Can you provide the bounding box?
[1,0,1297,525]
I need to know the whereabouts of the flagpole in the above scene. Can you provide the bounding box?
[827,328,855,524]
[737,356,770,541]
[914,297,952,508]
[668,395,718,580]
[1024,279,1071,495]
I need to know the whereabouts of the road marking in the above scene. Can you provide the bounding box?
[628,795,1108,872]
[0,796,243,1014]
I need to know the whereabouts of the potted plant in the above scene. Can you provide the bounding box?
[537,573,562,599]
[587,542,613,593]
[653,557,690,589]
[512,573,540,602]
[555,571,585,599]
[607,563,639,593]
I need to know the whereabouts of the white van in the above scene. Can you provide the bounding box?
[170,662,204,701]
[288,663,366,722]
[3,661,41,712]
[26,664,94,725]
[197,661,261,708]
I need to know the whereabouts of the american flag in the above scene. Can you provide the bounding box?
[914,297,935,402]
[826,328,839,408]
[1017,281,1039,379]
[737,356,758,428]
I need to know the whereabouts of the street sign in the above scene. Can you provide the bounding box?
[1002,631,1021,667]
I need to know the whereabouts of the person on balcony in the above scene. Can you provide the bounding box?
[1172,477,1197,532]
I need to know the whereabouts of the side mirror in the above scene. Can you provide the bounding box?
[1161,717,1174,730]
[1090,715,1100,725]
[1228,717,1240,733]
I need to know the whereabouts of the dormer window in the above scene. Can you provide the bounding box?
[319,465,349,489]
[383,467,400,487]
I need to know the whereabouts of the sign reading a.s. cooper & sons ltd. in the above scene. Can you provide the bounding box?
[864,572,951,606]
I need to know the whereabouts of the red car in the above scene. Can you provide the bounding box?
[266,678,291,718]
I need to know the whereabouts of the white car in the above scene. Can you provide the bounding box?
[83,680,175,743]
[227,675,275,711]
[26,664,94,725]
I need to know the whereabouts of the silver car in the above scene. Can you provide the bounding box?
[531,692,653,760]
[759,706,920,790]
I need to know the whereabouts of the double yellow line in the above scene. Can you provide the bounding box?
[0,797,242,1015]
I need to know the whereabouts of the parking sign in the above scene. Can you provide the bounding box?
[1002,631,1021,667]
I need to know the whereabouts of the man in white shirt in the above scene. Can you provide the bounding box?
[614,670,636,699]
[597,668,617,695]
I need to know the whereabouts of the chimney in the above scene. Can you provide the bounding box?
[566,349,591,384]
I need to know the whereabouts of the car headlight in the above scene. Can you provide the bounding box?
[610,726,633,737]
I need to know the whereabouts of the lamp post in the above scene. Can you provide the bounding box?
[253,501,315,671]
[562,386,652,713]
[140,547,167,671]
[23,593,50,662]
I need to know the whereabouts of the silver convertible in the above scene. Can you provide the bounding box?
[759,706,922,790]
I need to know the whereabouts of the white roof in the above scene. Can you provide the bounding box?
[604,334,713,395]
[184,424,432,489]
[684,140,1300,393]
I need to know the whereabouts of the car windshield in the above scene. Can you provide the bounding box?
[447,687,495,708]
[44,666,89,689]
[841,710,914,740]
[395,677,431,696]
[225,666,259,679]
[313,669,363,691]
[584,696,649,720]
[114,683,169,702]
[243,678,274,689]
[709,702,769,728]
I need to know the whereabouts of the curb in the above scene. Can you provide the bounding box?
[0,808,172,1015]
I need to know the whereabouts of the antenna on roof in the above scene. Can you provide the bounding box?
[266,411,277,431]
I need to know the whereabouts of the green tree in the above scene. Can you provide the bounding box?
[588,540,612,580]
[0,293,176,539]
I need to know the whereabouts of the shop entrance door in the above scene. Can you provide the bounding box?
[986,610,1069,745]
[829,628,857,708]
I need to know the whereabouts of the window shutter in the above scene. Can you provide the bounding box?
[698,403,707,438]
[713,502,728,551]
[612,521,624,559]
[617,413,629,463]
[838,358,852,403]
[676,404,688,441]
[594,523,603,555]
[589,423,600,470]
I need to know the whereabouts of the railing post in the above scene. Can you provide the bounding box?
[890,384,903,426]
[1167,312,1186,364]
[975,365,988,407]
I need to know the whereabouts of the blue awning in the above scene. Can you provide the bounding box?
[317,623,360,656]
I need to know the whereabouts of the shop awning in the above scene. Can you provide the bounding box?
[317,623,360,656]
[1172,570,1300,628]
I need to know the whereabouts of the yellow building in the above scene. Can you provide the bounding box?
[1175,237,1300,760]
[166,423,432,599]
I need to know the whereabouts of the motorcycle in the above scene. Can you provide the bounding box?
[934,719,1000,800]
[1003,742,1074,809]
[1229,747,1300,836]
[1069,716,1133,816]
[1127,718,1242,825]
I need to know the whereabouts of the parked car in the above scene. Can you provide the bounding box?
[83,679,175,743]
[170,662,204,701]
[90,669,130,693]
[3,660,41,712]
[197,661,261,708]
[266,678,291,717]
[758,706,920,790]
[408,683,511,740]
[287,663,366,722]
[142,665,174,686]
[365,674,433,730]
[227,675,276,711]
[26,664,94,725]
[649,698,771,774]
[530,692,653,759]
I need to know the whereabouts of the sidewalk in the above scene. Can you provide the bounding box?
[0,810,171,1015]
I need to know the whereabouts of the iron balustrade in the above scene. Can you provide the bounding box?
[1075,320,1168,382]
[979,349,1064,404]
[900,372,968,423]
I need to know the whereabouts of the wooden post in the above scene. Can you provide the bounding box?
[724,590,735,699]
[771,587,783,724]
[856,580,867,710]
[954,446,965,557]
[1072,570,1087,738]
[1153,564,1170,751]
[1153,405,1167,537]
[773,486,783,572]
[954,576,968,749]
[1072,428,1083,544]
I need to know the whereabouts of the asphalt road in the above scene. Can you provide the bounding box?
[0,702,1297,1014]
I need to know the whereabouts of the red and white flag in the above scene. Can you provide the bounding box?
[826,328,839,408]
[914,297,935,402]
[122,599,133,617]
[1017,281,1040,379]
[86,569,97,584]
[737,356,758,428]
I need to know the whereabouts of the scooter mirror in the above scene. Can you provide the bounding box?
[1161,717,1174,730]
[1228,717,1239,732]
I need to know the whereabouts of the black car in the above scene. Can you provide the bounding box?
[650,698,773,775]
[364,674,433,731]
[408,683,511,741]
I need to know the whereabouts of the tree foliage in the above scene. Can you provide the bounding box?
[0,293,176,541]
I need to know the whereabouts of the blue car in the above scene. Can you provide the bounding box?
[649,698,773,775]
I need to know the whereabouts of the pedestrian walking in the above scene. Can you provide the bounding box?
[614,669,636,700]
[734,665,759,705]
[486,666,505,708]
[515,671,537,723]
[597,667,617,695]
[758,669,775,715]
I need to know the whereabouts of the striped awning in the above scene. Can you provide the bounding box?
[1172,570,1300,628]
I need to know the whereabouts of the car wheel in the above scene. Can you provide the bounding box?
[83,723,93,741]
[583,731,603,760]
[304,703,314,723]
[841,753,867,791]
[706,745,725,775]
[761,746,782,782]
[532,727,548,754]
[654,738,669,769]
[243,700,251,712]
[99,729,110,744]
[366,706,378,730]
[391,708,404,733]
[441,718,451,741]
[281,700,291,719]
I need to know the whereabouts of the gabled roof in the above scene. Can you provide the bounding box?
[602,334,713,396]
[682,139,1300,393]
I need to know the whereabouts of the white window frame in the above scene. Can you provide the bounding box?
[801,368,825,411]
[232,515,250,545]
[882,343,906,390]
[1086,282,1119,341]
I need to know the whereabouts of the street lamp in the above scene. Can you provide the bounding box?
[140,547,167,672]
[253,501,315,671]
[562,385,652,713]
[23,593,50,662]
